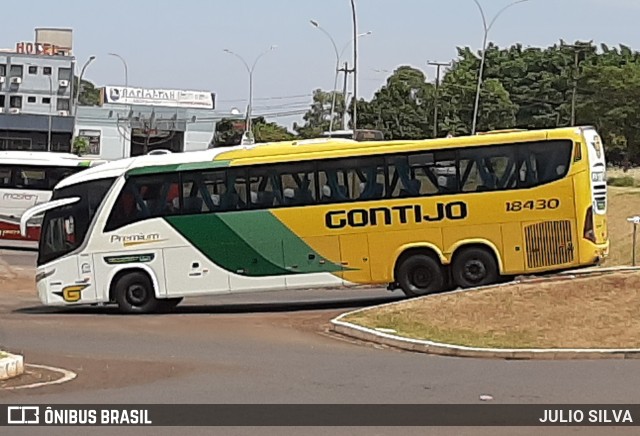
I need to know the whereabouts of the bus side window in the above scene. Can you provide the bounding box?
[223,170,248,211]
[0,167,12,187]
[388,157,421,198]
[279,162,316,206]
[318,168,348,203]
[104,173,180,231]
[353,159,385,200]
[527,141,572,185]
[249,166,281,209]
[459,145,516,192]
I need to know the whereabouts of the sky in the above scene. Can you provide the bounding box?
[3,0,640,129]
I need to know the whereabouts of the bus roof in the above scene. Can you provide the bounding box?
[54,126,589,189]
[0,151,105,167]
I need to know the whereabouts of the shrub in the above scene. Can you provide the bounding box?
[608,176,636,187]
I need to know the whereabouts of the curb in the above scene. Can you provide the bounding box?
[330,267,640,360]
[0,352,25,380]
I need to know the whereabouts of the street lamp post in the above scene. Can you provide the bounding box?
[108,53,130,156]
[223,46,277,145]
[471,0,528,135]
[428,61,451,138]
[46,74,52,151]
[74,56,96,115]
[310,19,372,136]
[71,55,96,150]
[350,0,359,138]
[108,53,129,91]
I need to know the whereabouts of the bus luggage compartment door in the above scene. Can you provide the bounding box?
[339,234,372,286]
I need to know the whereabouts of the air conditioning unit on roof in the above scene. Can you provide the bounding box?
[59,79,69,87]
[10,77,22,85]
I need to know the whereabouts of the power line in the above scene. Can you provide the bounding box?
[217,93,313,103]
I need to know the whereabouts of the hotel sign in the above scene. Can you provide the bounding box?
[15,42,63,55]
[103,86,215,109]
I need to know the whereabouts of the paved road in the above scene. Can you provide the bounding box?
[0,249,37,268]
[1,251,639,435]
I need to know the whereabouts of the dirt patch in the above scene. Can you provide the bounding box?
[603,187,640,266]
[344,271,640,349]
[0,354,197,396]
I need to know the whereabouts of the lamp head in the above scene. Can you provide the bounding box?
[310,20,319,27]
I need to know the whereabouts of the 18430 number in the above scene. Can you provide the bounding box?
[505,199,560,212]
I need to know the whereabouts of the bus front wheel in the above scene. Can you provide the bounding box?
[396,254,444,297]
[114,271,160,314]
[452,247,499,289]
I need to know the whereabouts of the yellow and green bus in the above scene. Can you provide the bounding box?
[21,127,608,313]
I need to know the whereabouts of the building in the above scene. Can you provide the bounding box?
[75,86,239,160]
[1,27,239,160]
[0,29,75,152]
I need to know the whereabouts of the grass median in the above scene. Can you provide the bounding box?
[344,186,640,350]
[344,272,640,349]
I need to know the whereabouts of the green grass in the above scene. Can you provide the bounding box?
[608,176,636,187]
[604,187,640,266]
[0,352,7,359]
[344,273,640,349]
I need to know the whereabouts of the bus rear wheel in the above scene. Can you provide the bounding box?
[396,254,444,297]
[452,247,499,289]
[114,271,161,314]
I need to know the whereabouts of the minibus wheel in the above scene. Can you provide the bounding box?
[451,247,499,289]
[396,254,444,297]
[114,271,160,314]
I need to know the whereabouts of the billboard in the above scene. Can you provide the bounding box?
[103,86,215,109]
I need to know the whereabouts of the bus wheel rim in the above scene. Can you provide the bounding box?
[127,284,147,305]
[410,266,432,289]
[464,260,486,283]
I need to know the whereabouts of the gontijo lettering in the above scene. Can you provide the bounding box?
[325,201,468,229]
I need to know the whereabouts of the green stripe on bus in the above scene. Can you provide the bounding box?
[164,211,343,277]
[126,160,231,176]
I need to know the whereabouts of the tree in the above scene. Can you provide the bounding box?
[577,61,640,164]
[294,89,345,139]
[72,136,90,156]
[357,66,435,139]
[213,117,295,147]
[253,117,296,142]
[74,76,100,106]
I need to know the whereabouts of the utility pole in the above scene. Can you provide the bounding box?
[339,61,355,130]
[427,61,450,138]
[561,41,592,126]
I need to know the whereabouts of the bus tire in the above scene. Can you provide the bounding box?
[452,247,499,289]
[114,271,160,314]
[396,254,444,297]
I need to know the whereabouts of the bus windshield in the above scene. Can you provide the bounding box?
[38,178,115,266]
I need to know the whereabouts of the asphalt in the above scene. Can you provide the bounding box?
[1,250,639,436]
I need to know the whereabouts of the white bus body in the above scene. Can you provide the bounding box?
[23,147,335,313]
[0,151,105,249]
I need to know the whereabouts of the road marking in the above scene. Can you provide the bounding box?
[2,363,77,390]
